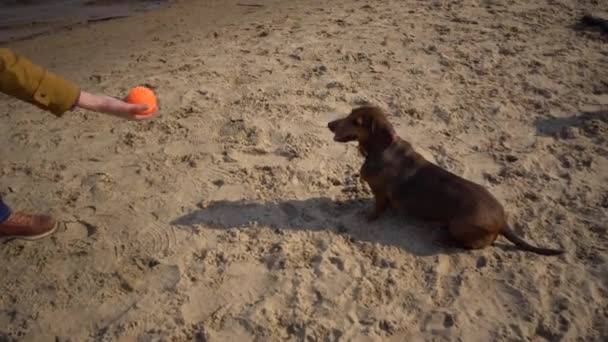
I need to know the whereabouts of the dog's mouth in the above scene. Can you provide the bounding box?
[333,134,357,142]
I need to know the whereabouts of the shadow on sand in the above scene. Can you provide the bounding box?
[534,110,607,143]
[572,15,608,37]
[172,197,519,257]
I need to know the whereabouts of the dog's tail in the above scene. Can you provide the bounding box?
[500,226,564,256]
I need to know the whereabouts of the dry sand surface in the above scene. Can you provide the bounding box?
[1,0,607,340]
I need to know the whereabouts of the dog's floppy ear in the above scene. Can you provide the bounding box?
[367,114,394,147]
[361,113,376,131]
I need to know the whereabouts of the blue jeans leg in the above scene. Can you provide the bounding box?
[0,198,11,223]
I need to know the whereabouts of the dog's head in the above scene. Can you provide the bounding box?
[328,106,396,153]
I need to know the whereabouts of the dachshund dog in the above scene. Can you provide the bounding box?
[328,106,564,255]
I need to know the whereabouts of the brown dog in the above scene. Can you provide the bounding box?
[328,106,564,255]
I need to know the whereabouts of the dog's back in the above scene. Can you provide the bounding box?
[376,138,505,223]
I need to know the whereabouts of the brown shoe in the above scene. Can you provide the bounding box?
[0,212,57,241]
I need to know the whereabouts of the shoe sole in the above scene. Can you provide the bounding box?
[0,224,58,242]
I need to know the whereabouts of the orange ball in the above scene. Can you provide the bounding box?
[126,86,157,116]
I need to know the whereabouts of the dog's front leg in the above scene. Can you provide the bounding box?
[367,191,389,222]
[360,158,388,221]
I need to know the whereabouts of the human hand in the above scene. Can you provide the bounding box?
[76,91,157,120]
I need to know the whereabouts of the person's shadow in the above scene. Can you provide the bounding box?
[172,197,475,256]
[0,331,15,342]
[572,15,608,37]
[534,110,607,145]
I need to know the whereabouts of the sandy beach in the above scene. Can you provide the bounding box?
[0,0,607,340]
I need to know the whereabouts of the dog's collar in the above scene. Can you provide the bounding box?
[359,134,398,157]
[381,133,399,151]
[389,133,398,145]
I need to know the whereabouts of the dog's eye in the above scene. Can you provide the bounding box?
[355,117,363,126]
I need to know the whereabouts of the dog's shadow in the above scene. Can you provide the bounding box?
[172,197,482,257]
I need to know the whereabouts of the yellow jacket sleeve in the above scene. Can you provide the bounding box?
[0,48,80,116]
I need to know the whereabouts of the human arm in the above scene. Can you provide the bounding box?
[75,91,151,120]
[0,48,79,116]
[0,48,152,119]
